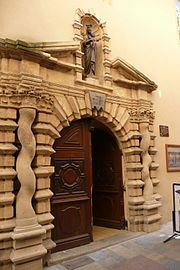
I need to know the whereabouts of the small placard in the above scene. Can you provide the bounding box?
[159,125,169,137]
[89,91,106,111]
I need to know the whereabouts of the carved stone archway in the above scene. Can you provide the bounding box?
[0,10,161,270]
[32,90,161,262]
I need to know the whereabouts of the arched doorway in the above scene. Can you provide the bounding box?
[51,118,125,252]
[91,122,125,230]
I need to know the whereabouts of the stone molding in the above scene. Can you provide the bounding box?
[0,37,157,94]
[111,58,157,92]
[0,39,77,72]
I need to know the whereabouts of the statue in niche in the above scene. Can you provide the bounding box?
[82,24,100,78]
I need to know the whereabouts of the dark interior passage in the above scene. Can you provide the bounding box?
[91,123,125,229]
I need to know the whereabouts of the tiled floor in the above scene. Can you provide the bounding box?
[44,223,180,270]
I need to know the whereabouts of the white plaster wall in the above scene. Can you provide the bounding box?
[1,0,180,224]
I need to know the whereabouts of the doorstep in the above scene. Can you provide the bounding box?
[48,230,144,266]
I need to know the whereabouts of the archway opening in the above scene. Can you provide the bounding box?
[90,119,125,240]
[51,118,125,252]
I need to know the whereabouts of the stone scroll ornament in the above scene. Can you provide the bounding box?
[139,122,153,201]
[16,107,37,225]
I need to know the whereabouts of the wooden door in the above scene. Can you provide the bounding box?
[92,128,125,229]
[51,120,93,252]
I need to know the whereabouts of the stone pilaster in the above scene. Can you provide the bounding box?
[139,121,161,232]
[75,50,84,80]
[10,106,46,270]
[73,9,83,42]
[0,107,17,270]
[121,122,145,232]
[33,112,60,265]
[149,134,161,202]
[101,22,112,87]
[73,9,84,81]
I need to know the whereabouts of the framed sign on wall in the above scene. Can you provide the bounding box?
[164,183,180,242]
[166,144,180,172]
[159,125,169,137]
[173,183,180,233]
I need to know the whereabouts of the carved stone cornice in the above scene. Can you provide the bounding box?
[0,69,54,112]
[29,41,80,53]
[112,58,157,92]
[0,86,54,112]
[0,39,76,72]
[128,107,155,122]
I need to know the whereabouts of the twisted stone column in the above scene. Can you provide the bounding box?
[139,121,153,201]
[140,121,161,232]
[11,106,46,270]
[16,107,37,224]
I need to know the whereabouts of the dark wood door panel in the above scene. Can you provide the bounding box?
[51,119,93,252]
[54,122,85,150]
[93,192,125,229]
[53,158,86,196]
[52,200,91,251]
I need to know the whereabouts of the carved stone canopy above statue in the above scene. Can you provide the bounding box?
[73,9,112,86]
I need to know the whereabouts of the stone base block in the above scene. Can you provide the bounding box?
[105,81,112,87]
[12,258,42,270]
[129,222,143,232]
[0,263,12,270]
[85,76,99,85]
[42,238,56,266]
[129,188,142,197]
[144,207,158,216]
[11,243,46,265]
[0,247,11,265]
[10,223,47,270]
[143,221,160,233]
[43,251,51,267]
[143,201,161,232]
[129,209,143,216]
[128,214,144,232]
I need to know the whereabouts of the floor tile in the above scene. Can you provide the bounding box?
[88,248,124,261]
[62,256,94,270]
[88,249,112,261]
[144,252,166,261]
[44,265,67,270]
[110,255,170,270]
[109,244,139,259]
[75,262,105,270]
[163,259,180,270]
[97,256,121,269]
[121,240,151,255]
